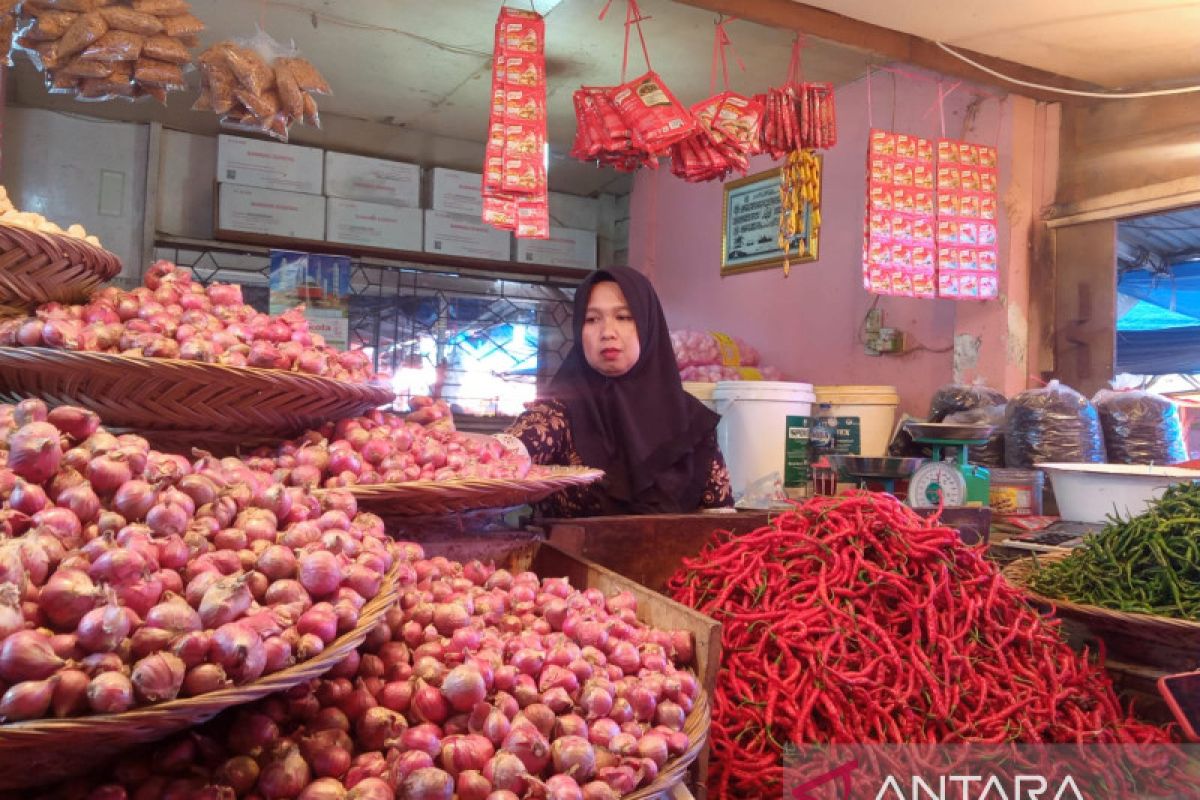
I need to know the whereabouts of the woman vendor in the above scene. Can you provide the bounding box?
[500,267,732,517]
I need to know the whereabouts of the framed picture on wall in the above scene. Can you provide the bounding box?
[720,164,821,276]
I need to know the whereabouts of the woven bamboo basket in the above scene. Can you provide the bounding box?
[627,689,711,800]
[1003,553,1200,667]
[0,564,402,789]
[0,222,122,306]
[322,466,605,516]
[0,347,394,435]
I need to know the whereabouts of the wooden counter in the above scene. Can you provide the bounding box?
[539,511,772,594]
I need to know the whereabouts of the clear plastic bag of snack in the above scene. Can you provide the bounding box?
[1093,388,1187,465]
[80,29,144,61]
[197,27,328,141]
[160,12,202,37]
[99,6,162,36]
[142,32,188,63]
[1004,380,1106,468]
[57,9,107,58]
[132,0,190,15]
[20,8,76,42]
[608,70,697,154]
[134,56,184,90]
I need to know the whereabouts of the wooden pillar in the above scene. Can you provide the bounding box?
[1051,221,1117,396]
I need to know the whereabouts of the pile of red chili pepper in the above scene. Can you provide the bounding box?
[665,491,1174,799]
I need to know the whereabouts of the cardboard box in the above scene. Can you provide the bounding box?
[515,226,597,270]
[423,210,510,261]
[326,198,422,251]
[217,184,326,240]
[324,151,421,207]
[216,134,323,195]
[428,168,484,217]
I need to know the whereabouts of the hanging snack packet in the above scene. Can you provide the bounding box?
[609,70,696,154]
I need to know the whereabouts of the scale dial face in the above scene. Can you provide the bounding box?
[908,462,968,508]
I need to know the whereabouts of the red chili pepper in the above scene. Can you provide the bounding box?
[666,489,1177,799]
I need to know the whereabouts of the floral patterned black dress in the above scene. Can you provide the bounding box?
[506,399,733,518]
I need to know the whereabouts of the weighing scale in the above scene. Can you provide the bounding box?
[903,422,994,508]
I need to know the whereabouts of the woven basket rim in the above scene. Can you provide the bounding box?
[320,467,606,516]
[0,563,400,745]
[1003,553,1200,633]
[626,688,710,800]
[327,466,606,498]
[0,220,123,275]
[0,346,394,397]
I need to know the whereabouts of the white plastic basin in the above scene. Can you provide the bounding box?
[1038,462,1200,524]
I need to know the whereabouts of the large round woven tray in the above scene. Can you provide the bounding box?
[0,347,395,435]
[323,466,605,516]
[0,564,401,790]
[0,221,122,307]
[628,688,710,799]
[1003,553,1200,657]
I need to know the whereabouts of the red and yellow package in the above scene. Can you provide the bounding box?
[516,198,549,239]
[912,245,935,271]
[979,275,999,298]
[959,273,980,298]
[980,170,998,194]
[502,154,544,195]
[939,272,960,297]
[959,194,981,219]
[892,160,914,187]
[979,222,998,246]
[916,138,934,163]
[498,54,545,88]
[891,215,913,242]
[959,248,979,271]
[871,130,896,155]
[892,188,915,213]
[498,8,543,54]
[914,163,934,189]
[959,222,978,245]
[609,71,696,153]
[890,243,912,269]
[895,134,916,159]
[869,213,890,239]
[870,185,892,212]
[483,195,517,230]
[957,142,979,165]
[912,218,935,243]
[503,87,545,123]
[938,248,958,272]
[891,271,914,296]
[980,196,998,220]
[870,157,892,184]
[938,192,959,217]
[937,220,959,244]
[937,166,960,190]
[979,146,998,169]
[979,249,998,271]
[937,140,959,164]
[912,272,937,298]
[960,169,980,192]
[913,190,935,216]
[503,121,541,157]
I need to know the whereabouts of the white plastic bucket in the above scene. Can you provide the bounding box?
[813,385,900,457]
[714,381,815,506]
[683,381,718,413]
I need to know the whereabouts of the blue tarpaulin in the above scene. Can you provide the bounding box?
[1117,264,1200,374]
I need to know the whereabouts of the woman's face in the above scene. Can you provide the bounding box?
[582,281,640,377]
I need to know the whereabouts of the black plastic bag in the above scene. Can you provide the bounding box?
[1094,389,1187,465]
[929,382,1007,422]
[1004,381,1106,468]
[944,405,1006,467]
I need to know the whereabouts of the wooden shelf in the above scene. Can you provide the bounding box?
[177,229,591,282]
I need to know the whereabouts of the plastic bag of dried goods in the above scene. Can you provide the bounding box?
[1094,389,1187,465]
[1004,381,1106,468]
[929,381,1007,422]
[943,404,1007,467]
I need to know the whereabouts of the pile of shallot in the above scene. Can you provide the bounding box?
[43,545,699,799]
[0,260,381,385]
[244,409,532,489]
[0,400,397,722]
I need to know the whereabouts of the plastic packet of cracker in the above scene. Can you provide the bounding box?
[197,27,329,141]
[609,70,697,154]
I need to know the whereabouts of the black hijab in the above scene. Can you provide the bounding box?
[547,267,720,514]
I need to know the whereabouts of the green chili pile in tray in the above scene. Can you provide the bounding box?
[1029,482,1200,619]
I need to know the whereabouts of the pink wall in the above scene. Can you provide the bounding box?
[628,70,1021,418]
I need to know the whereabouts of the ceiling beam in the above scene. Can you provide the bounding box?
[671,0,1097,103]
